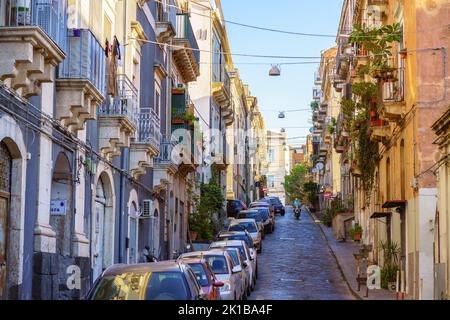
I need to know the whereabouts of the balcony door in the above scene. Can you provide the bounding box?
[92,179,106,281]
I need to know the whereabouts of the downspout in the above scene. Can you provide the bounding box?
[119,148,129,263]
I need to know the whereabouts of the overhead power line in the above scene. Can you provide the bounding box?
[155,0,447,38]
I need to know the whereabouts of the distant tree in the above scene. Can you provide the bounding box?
[284,164,308,202]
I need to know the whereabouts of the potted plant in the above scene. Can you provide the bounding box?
[349,223,362,241]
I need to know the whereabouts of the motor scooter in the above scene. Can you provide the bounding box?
[143,246,159,262]
[294,206,301,220]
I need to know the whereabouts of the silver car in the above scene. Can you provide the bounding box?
[228,219,263,253]
[179,250,244,300]
[209,240,256,294]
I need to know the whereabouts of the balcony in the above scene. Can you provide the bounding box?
[319,144,328,156]
[379,81,406,122]
[313,126,323,135]
[173,14,200,83]
[155,10,176,43]
[153,135,178,192]
[98,74,138,160]
[319,103,328,115]
[129,109,161,180]
[370,119,390,142]
[212,70,232,114]
[56,28,105,131]
[0,0,67,98]
[314,71,322,85]
[313,88,322,100]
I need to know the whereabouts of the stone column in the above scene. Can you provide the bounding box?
[34,83,57,253]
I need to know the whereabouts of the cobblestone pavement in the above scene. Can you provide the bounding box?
[249,206,355,300]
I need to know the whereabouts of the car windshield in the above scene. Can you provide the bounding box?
[89,272,147,300]
[229,222,257,233]
[218,234,253,248]
[188,263,210,286]
[145,272,189,300]
[204,255,229,275]
[255,208,269,220]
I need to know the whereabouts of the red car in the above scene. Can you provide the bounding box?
[180,258,223,300]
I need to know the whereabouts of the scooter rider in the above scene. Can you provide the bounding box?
[293,198,301,219]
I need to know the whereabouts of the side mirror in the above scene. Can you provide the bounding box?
[214,281,224,287]
[232,266,242,273]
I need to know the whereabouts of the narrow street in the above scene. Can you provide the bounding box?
[250,206,354,300]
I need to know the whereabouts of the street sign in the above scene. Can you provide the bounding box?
[50,200,67,216]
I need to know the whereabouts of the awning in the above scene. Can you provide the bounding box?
[382,200,407,209]
[370,212,392,219]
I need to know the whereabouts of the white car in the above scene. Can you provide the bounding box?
[228,219,263,253]
[179,249,244,300]
[209,240,256,295]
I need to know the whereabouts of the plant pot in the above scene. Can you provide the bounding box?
[172,119,185,124]
[189,231,198,241]
[353,232,361,241]
[388,282,397,292]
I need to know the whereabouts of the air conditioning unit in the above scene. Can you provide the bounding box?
[141,199,154,218]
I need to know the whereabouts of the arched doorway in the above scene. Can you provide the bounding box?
[50,153,73,257]
[92,172,114,281]
[128,202,138,264]
[0,141,12,299]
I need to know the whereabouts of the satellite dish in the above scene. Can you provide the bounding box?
[315,162,324,171]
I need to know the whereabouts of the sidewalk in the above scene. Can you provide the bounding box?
[308,210,397,300]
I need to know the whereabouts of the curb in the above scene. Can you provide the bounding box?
[307,210,363,300]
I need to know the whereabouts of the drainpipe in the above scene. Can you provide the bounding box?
[119,148,129,263]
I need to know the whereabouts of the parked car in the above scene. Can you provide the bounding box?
[178,257,223,300]
[236,210,265,239]
[180,249,244,300]
[264,197,285,215]
[228,219,262,253]
[227,199,247,218]
[252,206,274,233]
[209,247,248,300]
[186,240,212,252]
[249,201,275,218]
[209,240,256,294]
[87,261,205,300]
[216,231,257,263]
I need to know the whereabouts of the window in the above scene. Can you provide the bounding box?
[154,80,161,118]
[268,149,275,162]
[268,175,275,188]
[89,273,147,300]
[145,271,189,300]
[189,263,210,286]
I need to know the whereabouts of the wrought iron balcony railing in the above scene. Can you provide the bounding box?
[58,28,105,95]
[155,134,177,164]
[98,74,138,128]
[1,0,67,51]
[139,108,161,149]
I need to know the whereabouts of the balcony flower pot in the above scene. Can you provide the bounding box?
[353,232,361,241]
[172,119,185,124]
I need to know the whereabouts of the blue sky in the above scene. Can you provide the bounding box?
[221,0,343,147]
